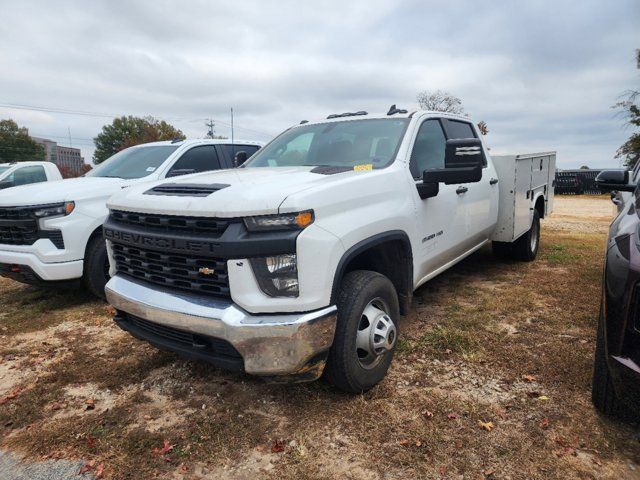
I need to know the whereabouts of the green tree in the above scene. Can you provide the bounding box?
[93,116,186,164]
[0,119,45,162]
[615,49,640,169]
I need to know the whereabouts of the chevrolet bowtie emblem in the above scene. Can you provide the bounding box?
[198,267,215,275]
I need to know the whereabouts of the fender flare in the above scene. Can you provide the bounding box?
[330,230,413,312]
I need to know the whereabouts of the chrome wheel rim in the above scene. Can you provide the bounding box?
[356,297,397,369]
[530,218,539,252]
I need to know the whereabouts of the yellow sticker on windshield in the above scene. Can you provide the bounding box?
[353,164,373,171]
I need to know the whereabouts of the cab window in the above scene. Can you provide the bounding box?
[167,146,221,175]
[410,120,446,179]
[13,166,47,185]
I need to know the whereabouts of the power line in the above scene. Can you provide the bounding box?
[0,101,275,138]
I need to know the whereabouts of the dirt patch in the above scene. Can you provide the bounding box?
[0,195,639,479]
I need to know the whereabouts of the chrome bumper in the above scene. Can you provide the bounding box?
[105,275,337,378]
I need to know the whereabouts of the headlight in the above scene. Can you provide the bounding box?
[33,202,75,218]
[250,253,299,297]
[244,210,314,232]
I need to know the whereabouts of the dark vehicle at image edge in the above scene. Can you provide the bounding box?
[592,168,640,418]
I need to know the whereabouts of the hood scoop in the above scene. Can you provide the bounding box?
[310,165,353,175]
[144,183,230,197]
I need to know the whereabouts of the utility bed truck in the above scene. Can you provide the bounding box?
[104,109,555,392]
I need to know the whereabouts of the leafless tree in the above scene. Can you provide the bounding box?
[416,90,465,114]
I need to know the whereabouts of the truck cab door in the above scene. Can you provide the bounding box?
[409,118,468,279]
[441,119,497,247]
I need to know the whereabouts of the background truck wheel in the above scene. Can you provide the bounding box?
[324,270,399,393]
[592,306,624,417]
[511,209,540,261]
[83,236,109,299]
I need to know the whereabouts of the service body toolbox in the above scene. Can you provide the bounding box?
[491,152,556,243]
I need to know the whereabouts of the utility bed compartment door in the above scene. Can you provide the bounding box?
[491,152,556,243]
[513,159,533,238]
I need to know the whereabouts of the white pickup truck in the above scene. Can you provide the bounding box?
[103,110,555,392]
[0,139,263,297]
[0,161,62,190]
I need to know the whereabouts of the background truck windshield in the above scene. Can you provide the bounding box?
[243,118,409,169]
[86,145,179,179]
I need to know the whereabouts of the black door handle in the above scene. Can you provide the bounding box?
[456,186,468,195]
[490,178,499,185]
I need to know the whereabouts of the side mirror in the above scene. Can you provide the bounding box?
[595,169,635,192]
[424,138,484,185]
[234,151,248,168]
[417,139,484,199]
[166,168,196,178]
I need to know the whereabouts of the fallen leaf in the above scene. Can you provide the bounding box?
[422,410,434,419]
[86,436,97,449]
[85,399,95,411]
[438,465,448,475]
[592,457,602,466]
[540,418,550,429]
[152,439,175,456]
[415,440,422,447]
[478,420,494,432]
[271,439,285,453]
[455,441,462,449]
[79,460,95,474]
[445,349,452,354]
[95,462,104,478]
[0,387,22,405]
[104,305,116,316]
[180,464,189,473]
[398,439,409,446]
[447,413,458,420]
[143,415,152,420]
[538,395,550,401]
[483,468,495,477]
[522,374,536,382]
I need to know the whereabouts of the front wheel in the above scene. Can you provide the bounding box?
[323,270,399,393]
[83,236,110,299]
[592,306,624,417]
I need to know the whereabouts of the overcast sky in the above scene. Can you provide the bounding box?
[0,0,638,168]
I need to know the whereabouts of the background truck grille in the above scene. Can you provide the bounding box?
[110,210,234,237]
[112,243,230,297]
[0,206,64,248]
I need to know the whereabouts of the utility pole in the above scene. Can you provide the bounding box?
[68,126,72,147]
[205,118,215,139]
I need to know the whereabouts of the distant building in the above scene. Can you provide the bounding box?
[32,136,85,176]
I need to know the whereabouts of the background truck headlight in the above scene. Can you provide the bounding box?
[249,253,299,297]
[33,201,75,218]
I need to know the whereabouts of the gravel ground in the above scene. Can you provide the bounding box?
[0,449,92,480]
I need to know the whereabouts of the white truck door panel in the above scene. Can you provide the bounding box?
[409,118,468,279]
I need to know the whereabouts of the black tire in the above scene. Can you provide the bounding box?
[592,306,624,417]
[83,235,109,299]
[324,270,400,393]
[512,210,540,261]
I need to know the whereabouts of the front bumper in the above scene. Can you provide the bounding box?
[105,275,338,379]
[0,249,83,282]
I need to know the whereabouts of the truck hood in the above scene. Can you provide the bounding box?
[0,176,131,207]
[107,166,359,217]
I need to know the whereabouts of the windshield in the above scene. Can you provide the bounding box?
[243,118,409,169]
[86,145,179,179]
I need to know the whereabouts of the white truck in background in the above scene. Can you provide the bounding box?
[103,109,555,393]
[0,161,62,189]
[0,139,263,297]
